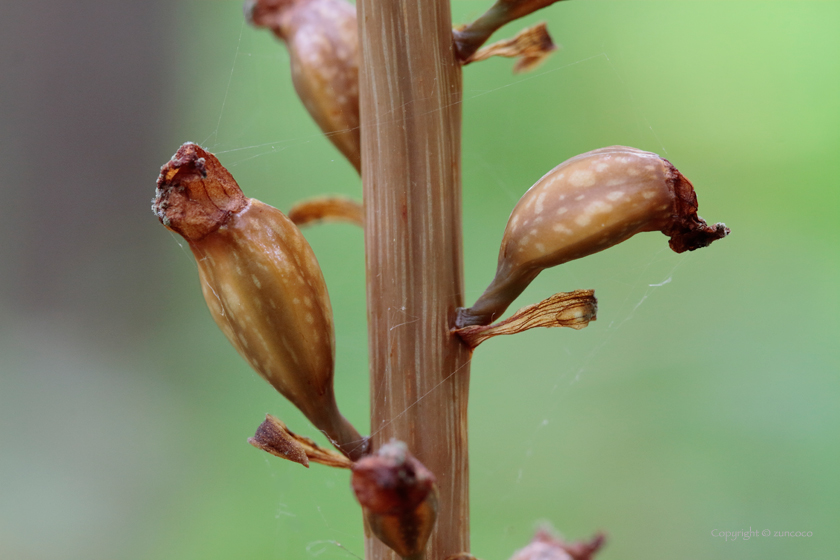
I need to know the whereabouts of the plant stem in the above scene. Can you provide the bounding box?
[357,1,470,559]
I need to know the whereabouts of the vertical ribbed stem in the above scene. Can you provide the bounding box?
[357,1,470,559]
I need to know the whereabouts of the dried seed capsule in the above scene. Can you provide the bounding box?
[457,146,729,327]
[246,0,361,173]
[153,142,367,460]
[351,441,438,560]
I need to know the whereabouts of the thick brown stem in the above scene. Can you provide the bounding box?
[358,1,470,559]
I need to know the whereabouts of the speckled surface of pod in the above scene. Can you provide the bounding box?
[247,0,361,173]
[153,142,366,459]
[457,146,729,327]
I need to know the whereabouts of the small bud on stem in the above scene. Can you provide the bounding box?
[154,143,368,460]
[456,146,729,327]
[352,441,438,560]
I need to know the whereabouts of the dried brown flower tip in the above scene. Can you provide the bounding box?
[246,0,361,173]
[153,142,247,241]
[445,555,479,560]
[248,414,353,469]
[456,146,729,327]
[455,0,566,61]
[154,143,368,460]
[515,528,605,560]
[351,441,438,559]
[288,195,364,228]
[454,289,596,348]
[466,22,557,74]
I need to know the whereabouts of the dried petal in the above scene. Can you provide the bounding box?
[455,0,566,61]
[249,414,353,469]
[288,195,364,228]
[467,22,558,74]
[247,0,361,173]
[351,441,438,559]
[456,146,729,327]
[154,143,367,460]
[454,289,596,348]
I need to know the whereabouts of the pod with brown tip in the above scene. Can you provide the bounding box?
[457,146,729,328]
[246,0,361,173]
[351,441,438,560]
[153,142,367,460]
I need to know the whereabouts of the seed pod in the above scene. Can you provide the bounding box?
[153,142,366,460]
[351,441,438,560]
[511,529,605,560]
[246,0,361,173]
[457,146,729,327]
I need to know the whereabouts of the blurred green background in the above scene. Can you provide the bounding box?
[1,1,838,559]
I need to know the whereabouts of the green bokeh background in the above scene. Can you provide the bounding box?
[1,2,838,560]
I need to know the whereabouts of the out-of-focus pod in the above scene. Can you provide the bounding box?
[457,146,729,327]
[153,142,367,460]
[510,528,605,560]
[246,0,361,173]
[351,441,438,560]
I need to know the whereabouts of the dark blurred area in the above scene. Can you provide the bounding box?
[0,1,173,341]
[0,3,183,559]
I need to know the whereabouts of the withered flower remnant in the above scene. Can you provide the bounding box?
[246,0,361,173]
[456,146,729,327]
[288,195,364,228]
[249,414,353,468]
[465,22,557,74]
[454,289,597,348]
[153,142,367,460]
[455,0,567,61]
[352,441,438,560]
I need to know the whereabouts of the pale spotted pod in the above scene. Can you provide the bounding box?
[153,143,366,460]
[456,146,729,328]
[246,0,361,173]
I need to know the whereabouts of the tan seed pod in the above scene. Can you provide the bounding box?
[457,146,729,327]
[246,0,361,173]
[153,142,367,460]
